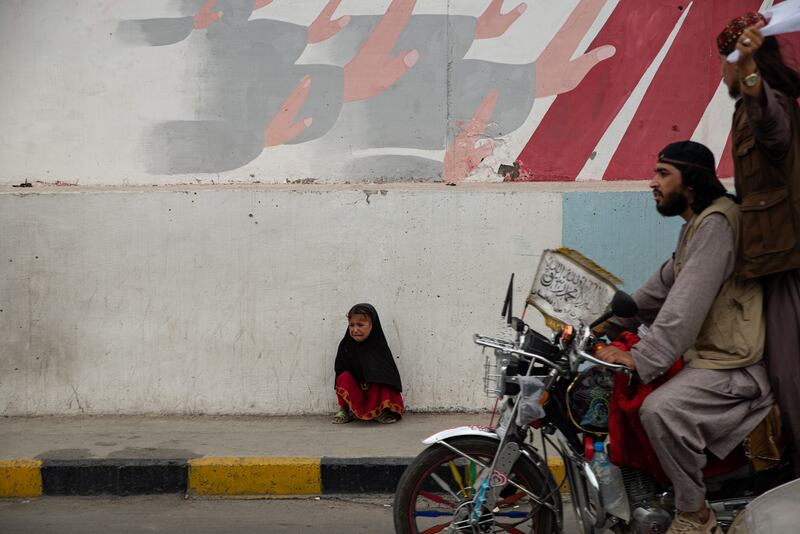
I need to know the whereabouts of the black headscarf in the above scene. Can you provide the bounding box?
[334,303,403,392]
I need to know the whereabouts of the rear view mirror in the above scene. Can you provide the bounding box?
[610,291,638,319]
[589,290,638,328]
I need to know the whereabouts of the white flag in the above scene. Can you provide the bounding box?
[728,0,800,63]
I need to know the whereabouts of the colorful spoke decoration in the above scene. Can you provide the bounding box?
[420,524,451,534]
[408,446,547,533]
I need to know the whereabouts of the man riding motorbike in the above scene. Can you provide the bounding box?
[596,141,774,534]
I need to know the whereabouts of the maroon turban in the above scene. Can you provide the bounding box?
[717,12,767,56]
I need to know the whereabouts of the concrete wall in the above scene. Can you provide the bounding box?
[1,185,567,415]
[0,184,685,415]
[0,0,753,414]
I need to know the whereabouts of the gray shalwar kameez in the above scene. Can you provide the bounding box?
[609,214,774,512]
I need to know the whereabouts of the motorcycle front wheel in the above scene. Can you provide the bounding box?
[393,436,558,534]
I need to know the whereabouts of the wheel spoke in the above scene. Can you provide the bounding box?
[496,491,526,507]
[418,490,456,508]
[430,472,460,501]
[497,525,526,534]
[420,523,451,534]
[448,460,468,496]
[400,439,554,534]
[415,510,455,518]
[493,511,530,518]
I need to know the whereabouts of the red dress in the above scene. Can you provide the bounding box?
[335,371,405,420]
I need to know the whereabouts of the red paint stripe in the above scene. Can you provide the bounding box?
[602,0,762,181]
[516,0,687,181]
[717,130,734,179]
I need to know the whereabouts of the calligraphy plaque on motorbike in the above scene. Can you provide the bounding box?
[527,248,622,328]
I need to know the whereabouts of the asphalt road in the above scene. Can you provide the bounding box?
[0,494,580,533]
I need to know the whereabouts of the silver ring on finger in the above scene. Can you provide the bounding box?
[743,37,752,46]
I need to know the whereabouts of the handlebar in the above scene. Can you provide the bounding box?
[473,334,562,370]
[574,349,633,375]
[474,333,634,375]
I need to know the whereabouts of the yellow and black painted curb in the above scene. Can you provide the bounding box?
[0,460,43,497]
[0,457,568,497]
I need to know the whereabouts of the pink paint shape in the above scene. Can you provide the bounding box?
[343,0,419,103]
[533,0,615,98]
[264,76,313,147]
[443,90,499,184]
[308,0,351,44]
[253,0,274,11]
[193,0,223,30]
[475,0,527,40]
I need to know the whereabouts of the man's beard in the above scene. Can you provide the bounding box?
[656,190,689,216]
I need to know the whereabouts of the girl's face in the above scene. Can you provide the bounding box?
[348,313,373,342]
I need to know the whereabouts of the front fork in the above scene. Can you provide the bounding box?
[559,434,606,534]
[468,396,558,529]
[469,441,522,522]
[434,435,561,532]
[477,366,562,510]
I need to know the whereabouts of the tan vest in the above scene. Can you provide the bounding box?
[674,197,765,369]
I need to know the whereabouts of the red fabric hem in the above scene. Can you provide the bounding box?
[335,371,405,421]
[609,332,681,484]
[608,332,747,482]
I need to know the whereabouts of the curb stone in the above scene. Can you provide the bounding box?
[0,457,568,497]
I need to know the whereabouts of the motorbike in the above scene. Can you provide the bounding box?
[393,286,792,533]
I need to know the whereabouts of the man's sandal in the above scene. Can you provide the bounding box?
[332,410,354,424]
[374,410,397,424]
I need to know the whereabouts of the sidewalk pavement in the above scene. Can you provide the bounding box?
[0,413,565,497]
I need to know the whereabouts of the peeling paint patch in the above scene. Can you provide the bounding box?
[498,161,520,180]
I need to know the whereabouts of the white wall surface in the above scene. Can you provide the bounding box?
[0,185,562,415]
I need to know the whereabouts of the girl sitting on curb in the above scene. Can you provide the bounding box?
[333,303,404,424]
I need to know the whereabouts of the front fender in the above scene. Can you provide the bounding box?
[422,425,499,445]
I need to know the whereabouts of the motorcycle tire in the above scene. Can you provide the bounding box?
[393,436,558,534]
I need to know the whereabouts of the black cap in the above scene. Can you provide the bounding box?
[658,141,717,174]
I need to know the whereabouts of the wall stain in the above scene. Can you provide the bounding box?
[363,189,388,204]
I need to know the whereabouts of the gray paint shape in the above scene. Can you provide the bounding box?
[307,14,536,152]
[115,17,195,47]
[126,2,345,174]
[120,5,538,177]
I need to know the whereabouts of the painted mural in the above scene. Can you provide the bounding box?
[118,0,618,182]
[1,0,796,184]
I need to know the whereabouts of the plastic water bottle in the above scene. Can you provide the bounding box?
[590,442,630,522]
